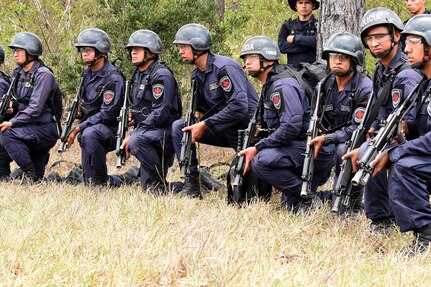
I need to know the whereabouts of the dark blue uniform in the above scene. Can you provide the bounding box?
[172,52,258,173]
[314,72,372,203]
[110,61,180,188]
[0,72,9,97]
[78,60,125,184]
[360,50,422,222]
[251,65,310,209]
[0,61,59,178]
[388,78,431,232]
[277,15,318,69]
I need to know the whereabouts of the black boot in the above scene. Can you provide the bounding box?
[181,173,202,199]
[402,224,431,257]
[146,171,167,196]
[21,163,39,184]
[122,164,140,185]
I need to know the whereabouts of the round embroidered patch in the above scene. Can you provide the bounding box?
[270,92,281,110]
[219,76,232,93]
[103,90,115,105]
[152,84,164,100]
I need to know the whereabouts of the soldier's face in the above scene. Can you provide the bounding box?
[404,35,425,65]
[79,47,96,64]
[178,44,193,63]
[296,0,315,16]
[12,48,26,65]
[243,54,260,72]
[130,47,145,65]
[328,53,351,74]
[404,0,426,15]
[364,26,393,54]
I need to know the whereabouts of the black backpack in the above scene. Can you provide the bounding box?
[268,62,329,102]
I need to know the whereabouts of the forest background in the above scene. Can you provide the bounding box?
[1,0,431,286]
[1,0,427,98]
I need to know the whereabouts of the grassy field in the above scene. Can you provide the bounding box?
[1,143,430,286]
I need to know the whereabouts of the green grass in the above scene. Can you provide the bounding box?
[0,144,430,286]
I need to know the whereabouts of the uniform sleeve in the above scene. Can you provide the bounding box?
[0,78,9,98]
[328,77,372,143]
[293,34,317,49]
[79,73,125,130]
[389,131,431,162]
[372,69,422,129]
[140,72,176,129]
[10,71,54,125]
[204,65,249,134]
[255,80,306,150]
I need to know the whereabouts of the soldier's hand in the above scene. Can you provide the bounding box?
[120,136,131,160]
[238,146,258,175]
[287,35,294,43]
[128,112,135,127]
[0,121,12,132]
[194,111,204,121]
[370,152,389,177]
[366,127,375,140]
[182,121,207,144]
[401,120,409,138]
[66,126,80,148]
[6,100,14,114]
[309,135,325,159]
[342,148,360,172]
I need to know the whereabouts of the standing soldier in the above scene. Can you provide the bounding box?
[115,30,181,194]
[0,32,59,182]
[400,0,430,50]
[278,0,319,69]
[238,36,311,212]
[343,8,422,233]
[308,32,372,215]
[171,23,258,199]
[65,28,125,186]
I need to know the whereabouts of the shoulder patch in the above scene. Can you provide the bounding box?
[103,90,115,105]
[392,88,401,108]
[354,107,366,124]
[152,84,164,100]
[219,76,232,93]
[427,101,431,117]
[270,92,282,110]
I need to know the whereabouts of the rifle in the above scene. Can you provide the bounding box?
[179,79,198,178]
[58,75,84,153]
[331,92,374,212]
[351,84,420,187]
[0,71,20,123]
[229,91,270,202]
[300,81,323,198]
[115,80,131,168]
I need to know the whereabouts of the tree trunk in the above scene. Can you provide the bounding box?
[217,0,225,20]
[316,0,366,61]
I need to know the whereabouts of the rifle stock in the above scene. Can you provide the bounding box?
[115,80,130,168]
[300,82,322,198]
[58,75,84,153]
[179,79,198,178]
[351,84,420,187]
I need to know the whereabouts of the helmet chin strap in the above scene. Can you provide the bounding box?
[133,49,157,67]
[189,48,207,64]
[84,51,106,67]
[249,57,274,77]
[412,44,430,69]
[18,53,36,67]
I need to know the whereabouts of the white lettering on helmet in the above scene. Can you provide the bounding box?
[266,50,277,55]
[360,14,382,28]
[242,43,254,51]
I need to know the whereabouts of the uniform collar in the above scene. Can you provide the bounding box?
[379,50,405,77]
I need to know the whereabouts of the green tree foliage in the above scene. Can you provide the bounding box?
[96,0,249,81]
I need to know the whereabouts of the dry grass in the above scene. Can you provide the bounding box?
[0,142,430,286]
